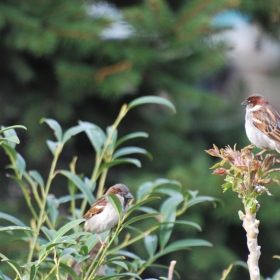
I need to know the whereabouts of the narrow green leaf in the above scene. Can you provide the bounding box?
[160,220,202,231]
[57,194,84,204]
[0,125,27,134]
[52,218,85,243]
[187,196,220,209]
[113,147,153,160]
[29,170,45,187]
[136,182,154,201]
[122,213,161,227]
[1,144,17,163]
[125,197,160,218]
[156,239,212,258]
[99,272,142,280]
[104,256,126,265]
[115,250,141,260]
[62,125,85,144]
[0,212,26,227]
[99,158,141,172]
[144,235,158,257]
[109,261,129,271]
[0,226,37,233]
[41,227,55,240]
[0,270,11,280]
[115,132,149,149]
[58,170,95,205]
[108,194,122,218]
[78,121,106,154]
[41,118,63,142]
[0,254,22,279]
[46,195,59,225]
[46,140,59,156]
[0,135,20,144]
[127,96,176,113]
[58,263,82,280]
[16,153,26,174]
[159,205,176,249]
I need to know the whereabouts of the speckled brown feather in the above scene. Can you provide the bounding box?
[83,196,107,220]
[253,105,280,142]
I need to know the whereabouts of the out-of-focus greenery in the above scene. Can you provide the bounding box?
[1,0,280,279]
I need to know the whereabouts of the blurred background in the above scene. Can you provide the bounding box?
[1,0,280,279]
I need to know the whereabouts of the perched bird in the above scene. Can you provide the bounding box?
[83,184,133,246]
[241,94,280,154]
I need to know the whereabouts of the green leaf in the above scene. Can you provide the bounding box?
[0,212,26,227]
[16,153,26,174]
[0,253,23,279]
[108,194,122,219]
[122,213,161,227]
[115,250,141,260]
[1,144,17,163]
[57,194,84,204]
[58,170,95,205]
[62,125,85,144]
[160,220,202,231]
[29,170,45,187]
[125,197,161,218]
[106,126,118,152]
[99,158,141,173]
[113,147,153,160]
[156,239,212,258]
[127,96,176,113]
[78,121,106,154]
[109,260,129,271]
[0,135,20,144]
[136,182,154,200]
[0,270,11,280]
[0,226,36,233]
[52,218,85,243]
[58,263,81,280]
[41,118,63,142]
[144,235,158,257]
[186,196,220,209]
[159,195,184,249]
[46,140,60,156]
[41,226,55,240]
[115,132,149,149]
[0,125,27,134]
[99,272,142,280]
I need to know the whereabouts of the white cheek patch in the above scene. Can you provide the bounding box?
[247,104,262,112]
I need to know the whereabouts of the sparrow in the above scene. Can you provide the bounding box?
[83,184,133,247]
[241,94,280,155]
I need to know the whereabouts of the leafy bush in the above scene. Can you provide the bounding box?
[0,97,218,279]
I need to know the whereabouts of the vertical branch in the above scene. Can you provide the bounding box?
[239,207,261,280]
[168,260,177,280]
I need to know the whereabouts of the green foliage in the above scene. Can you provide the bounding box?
[0,97,217,279]
[0,0,237,162]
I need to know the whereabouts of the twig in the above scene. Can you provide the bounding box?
[168,260,177,280]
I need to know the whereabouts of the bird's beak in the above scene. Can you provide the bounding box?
[125,192,134,200]
[241,100,249,106]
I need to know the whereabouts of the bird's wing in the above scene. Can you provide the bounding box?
[83,196,107,219]
[253,105,280,142]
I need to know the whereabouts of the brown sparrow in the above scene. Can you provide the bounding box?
[241,95,280,154]
[83,184,133,246]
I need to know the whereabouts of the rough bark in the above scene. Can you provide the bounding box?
[239,208,261,280]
